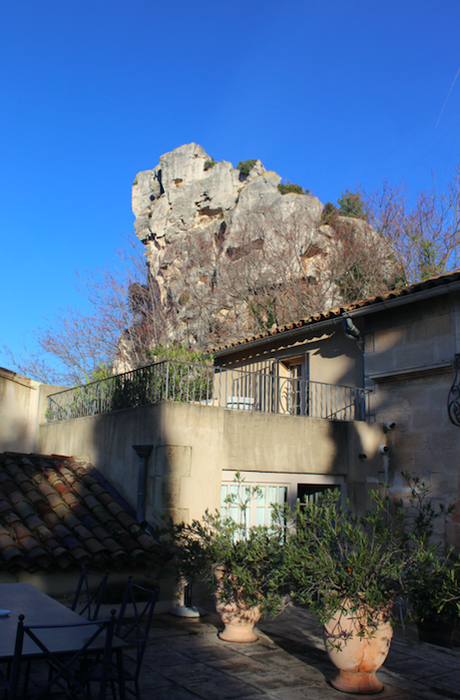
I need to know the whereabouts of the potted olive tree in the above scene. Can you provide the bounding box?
[407,550,460,648]
[280,476,453,695]
[164,473,286,642]
[280,488,405,694]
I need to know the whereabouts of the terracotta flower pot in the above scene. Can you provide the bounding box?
[214,595,261,642]
[323,603,393,694]
[213,566,261,642]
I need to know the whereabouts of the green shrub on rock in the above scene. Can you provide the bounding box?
[237,159,258,176]
[277,183,304,195]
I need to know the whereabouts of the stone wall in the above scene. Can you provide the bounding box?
[363,292,460,547]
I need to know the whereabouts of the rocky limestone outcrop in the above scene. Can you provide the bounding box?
[132,143,393,349]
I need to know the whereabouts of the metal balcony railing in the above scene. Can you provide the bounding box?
[46,361,370,423]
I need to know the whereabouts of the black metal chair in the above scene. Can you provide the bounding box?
[113,578,158,700]
[8,611,115,700]
[89,577,157,700]
[72,566,109,620]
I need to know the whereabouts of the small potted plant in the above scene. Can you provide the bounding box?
[164,473,286,642]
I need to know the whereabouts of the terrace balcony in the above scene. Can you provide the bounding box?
[46,361,370,424]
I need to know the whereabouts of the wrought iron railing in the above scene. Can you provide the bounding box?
[46,361,370,423]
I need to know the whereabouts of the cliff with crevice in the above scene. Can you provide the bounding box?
[132,143,393,349]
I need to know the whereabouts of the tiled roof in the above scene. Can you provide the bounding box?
[212,270,460,354]
[0,452,162,573]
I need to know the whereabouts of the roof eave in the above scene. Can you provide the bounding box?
[213,278,460,358]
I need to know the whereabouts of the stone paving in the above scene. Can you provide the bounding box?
[132,606,460,700]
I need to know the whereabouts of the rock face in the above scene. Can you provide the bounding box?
[132,143,392,349]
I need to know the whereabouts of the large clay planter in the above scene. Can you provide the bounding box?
[213,566,261,642]
[323,604,393,694]
[214,595,261,642]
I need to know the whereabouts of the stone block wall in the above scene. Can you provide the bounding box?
[363,293,460,548]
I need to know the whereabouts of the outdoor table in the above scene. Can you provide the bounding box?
[0,582,126,699]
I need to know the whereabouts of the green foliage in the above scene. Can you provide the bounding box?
[277,183,304,196]
[398,471,459,624]
[162,472,287,617]
[406,550,460,623]
[204,158,215,171]
[237,159,257,176]
[280,474,455,637]
[337,189,367,219]
[84,361,113,383]
[321,202,338,224]
[46,348,214,422]
[247,298,276,331]
[418,239,444,280]
[281,489,406,625]
[152,343,212,365]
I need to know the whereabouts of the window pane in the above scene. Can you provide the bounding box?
[257,486,266,506]
[256,507,266,526]
[268,486,277,505]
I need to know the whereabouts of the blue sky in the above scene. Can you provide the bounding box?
[2,0,460,369]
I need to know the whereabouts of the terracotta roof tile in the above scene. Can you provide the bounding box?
[116,512,138,530]
[63,534,84,551]
[43,512,60,528]
[72,547,91,560]
[2,481,18,495]
[92,505,112,524]
[24,514,45,531]
[92,525,111,541]
[212,270,460,354]
[84,538,107,556]
[106,502,124,517]
[83,494,100,511]
[102,538,125,555]
[62,492,80,506]
[3,512,21,526]
[0,499,13,513]
[98,493,115,507]
[69,502,89,518]
[39,484,55,498]
[0,532,17,549]
[2,544,23,561]
[0,453,162,573]
[62,512,81,530]
[54,503,71,519]
[80,514,99,530]
[14,501,35,519]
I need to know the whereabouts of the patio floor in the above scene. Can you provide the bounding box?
[133,605,460,700]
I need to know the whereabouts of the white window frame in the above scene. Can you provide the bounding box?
[221,471,345,526]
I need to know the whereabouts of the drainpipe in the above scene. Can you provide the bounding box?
[342,316,366,419]
[132,445,153,524]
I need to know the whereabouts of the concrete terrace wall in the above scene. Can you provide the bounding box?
[0,371,39,453]
[36,402,386,524]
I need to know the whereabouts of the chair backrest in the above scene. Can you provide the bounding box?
[9,611,116,700]
[72,565,109,620]
[115,577,158,679]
